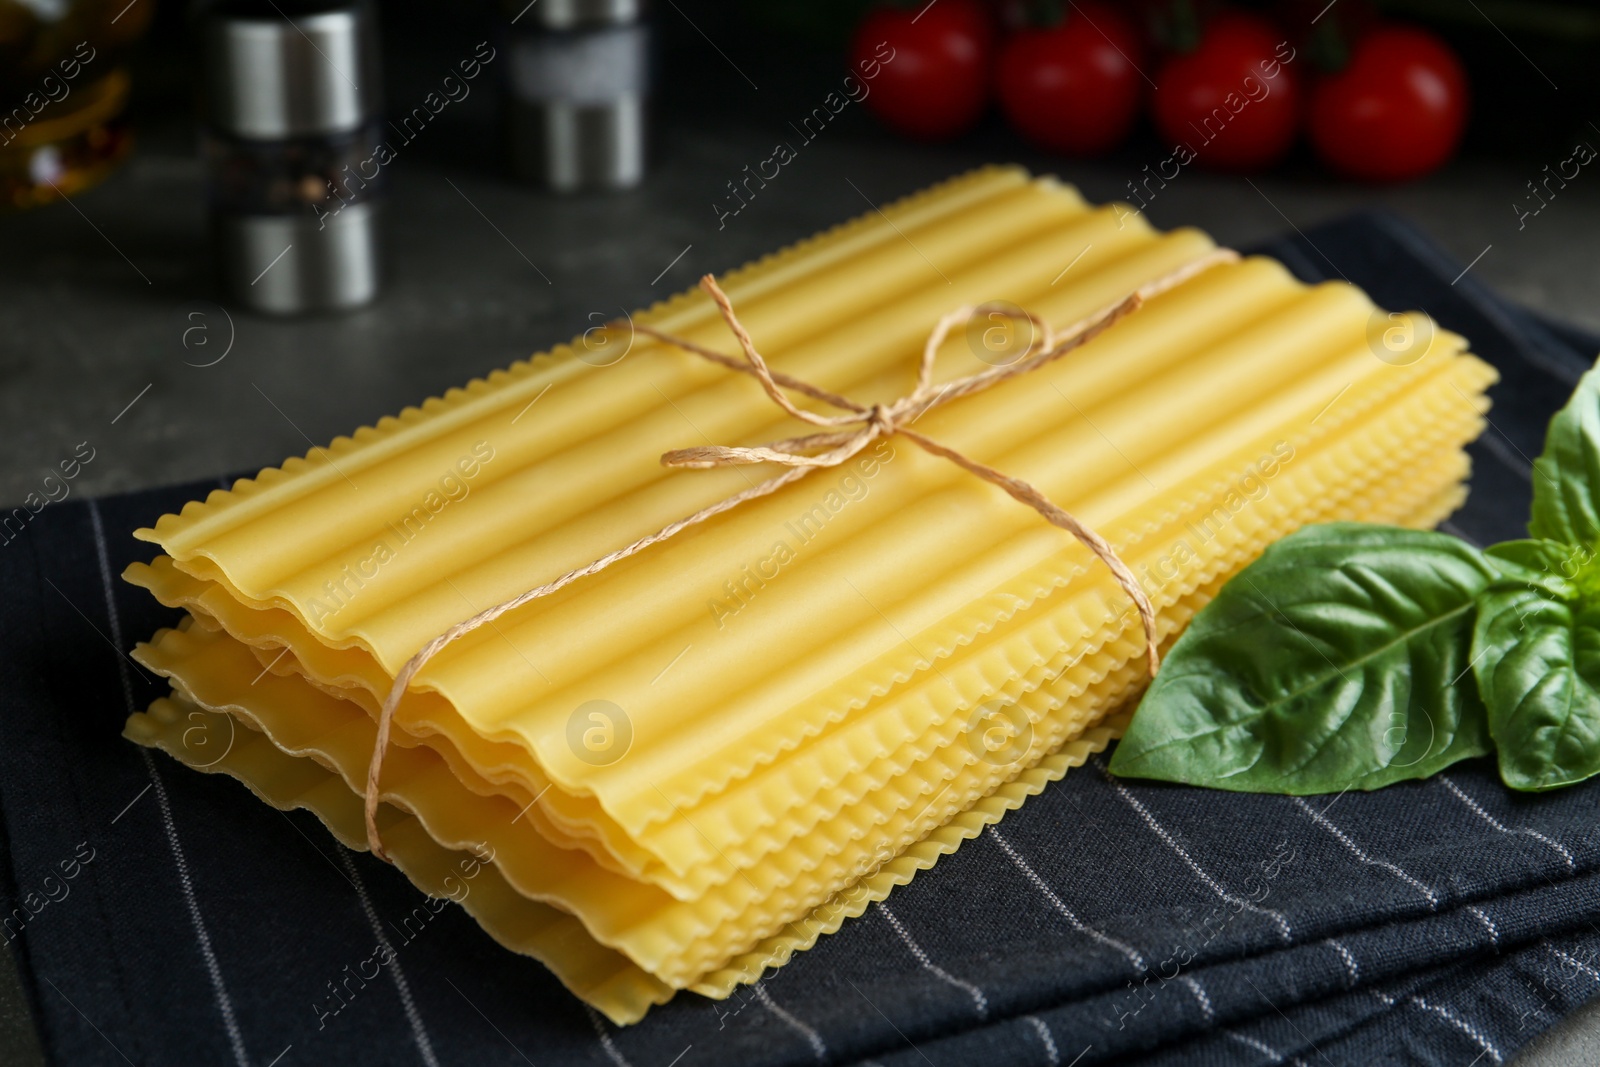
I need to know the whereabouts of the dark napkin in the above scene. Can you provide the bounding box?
[4,213,1599,1067]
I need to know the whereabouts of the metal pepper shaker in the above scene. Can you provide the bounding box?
[201,0,384,314]
[505,0,649,192]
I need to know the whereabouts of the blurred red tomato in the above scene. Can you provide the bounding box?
[1308,26,1468,182]
[1151,12,1301,171]
[995,2,1145,156]
[849,0,995,140]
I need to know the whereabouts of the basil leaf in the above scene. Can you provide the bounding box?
[1482,540,1584,598]
[1529,360,1600,549]
[1474,540,1600,790]
[1110,523,1494,793]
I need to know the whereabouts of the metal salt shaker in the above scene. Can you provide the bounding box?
[506,0,649,191]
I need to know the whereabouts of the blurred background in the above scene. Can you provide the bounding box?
[3,0,1600,508]
[3,0,1600,1059]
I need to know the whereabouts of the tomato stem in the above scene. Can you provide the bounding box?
[1308,15,1351,73]
[1021,0,1066,28]
[1152,0,1202,55]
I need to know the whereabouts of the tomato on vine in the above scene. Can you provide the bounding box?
[1307,26,1468,182]
[1150,11,1301,172]
[849,0,995,141]
[994,1,1146,156]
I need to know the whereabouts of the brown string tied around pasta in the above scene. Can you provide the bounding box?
[362,247,1241,861]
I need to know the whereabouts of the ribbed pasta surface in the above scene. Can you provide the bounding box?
[121,167,1495,1023]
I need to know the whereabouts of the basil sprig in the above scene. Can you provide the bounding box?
[1111,362,1600,794]
[1474,540,1600,790]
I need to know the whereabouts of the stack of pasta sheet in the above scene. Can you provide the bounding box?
[120,166,1495,1024]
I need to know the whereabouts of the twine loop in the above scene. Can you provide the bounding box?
[360,248,1239,861]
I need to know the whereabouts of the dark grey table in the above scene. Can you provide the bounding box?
[4,77,1600,1065]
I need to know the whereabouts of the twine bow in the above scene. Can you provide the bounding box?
[362,248,1239,860]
